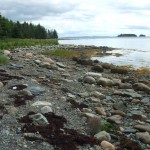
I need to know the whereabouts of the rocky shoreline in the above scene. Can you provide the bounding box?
[0,45,150,150]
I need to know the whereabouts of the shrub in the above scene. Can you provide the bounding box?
[0,55,9,64]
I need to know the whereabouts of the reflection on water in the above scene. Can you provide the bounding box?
[59,37,150,69]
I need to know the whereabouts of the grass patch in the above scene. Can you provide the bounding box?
[0,55,9,64]
[0,39,58,50]
[41,49,79,57]
[133,67,150,75]
[101,122,117,133]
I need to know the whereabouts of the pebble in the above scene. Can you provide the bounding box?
[101,141,115,150]
[94,131,111,141]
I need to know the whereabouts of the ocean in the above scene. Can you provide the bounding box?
[59,37,150,69]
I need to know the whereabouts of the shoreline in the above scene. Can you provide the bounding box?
[0,45,150,150]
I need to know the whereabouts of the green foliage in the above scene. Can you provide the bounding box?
[0,39,58,50]
[41,49,78,57]
[101,122,117,133]
[0,55,9,64]
[0,14,58,39]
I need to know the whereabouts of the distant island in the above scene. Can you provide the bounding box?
[117,34,137,37]
[117,34,146,37]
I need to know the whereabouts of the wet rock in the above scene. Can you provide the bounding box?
[133,83,150,93]
[101,141,115,150]
[91,65,104,72]
[32,101,52,107]
[136,132,150,144]
[95,107,106,116]
[29,113,49,126]
[97,77,113,87]
[108,115,123,124]
[134,125,150,132]
[94,131,111,142]
[83,76,96,84]
[41,106,53,114]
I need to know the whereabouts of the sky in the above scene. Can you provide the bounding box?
[1,0,150,37]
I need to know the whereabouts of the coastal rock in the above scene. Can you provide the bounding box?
[0,81,4,88]
[101,141,115,150]
[42,57,54,63]
[3,50,11,56]
[41,106,53,114]
[134,125,150,132]
[113,101,127,112]
[108,115,123,124]
[25,52,33,59]
[111,110,126,117]
[83,76,96,84]
[95,107,106,116]
[94,131,111,142]
[136,132,150,144]
[133,83,150,93]
[32,101,52,107]
[27,86,46,95]
[91,65,104,72]
[97,77,113,87]
[29,113,49,126]
[85,72,102,79]
[90,91,105,99]
[112,79,122,86]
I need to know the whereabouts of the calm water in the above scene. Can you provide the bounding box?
[59,37,150,69]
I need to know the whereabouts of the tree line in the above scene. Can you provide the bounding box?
[0,14,58,39]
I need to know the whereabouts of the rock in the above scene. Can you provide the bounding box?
[113,101,127,112]
[136,132,150,144]
[111,110,126,117]
[6,106,18,115]
[86,116,101,135]
[131,111,147,121]
[91,65,104,72]
[27,86,46,95]
[111,67,128,74]
[85,72,102,79]
[97,77,113,87]
[29,113,49,126]
[32,101,52,107]
[101,141,115,150]
[133,83,150,93]
[134,125,150,132]
[83,76,96,84]
[0,81,4,88]
[94,131,111,142]
[90,91,105,99]
[9,63,23,69]
[34,59,41,64]
[78,92,89,98]
[56,62,66,68]
[18,90,32,96]
[108,115,123,124]
[41,106,53,114]
[25,52,33,59]
[3,50,11,55]
[113,89,142,99]
[43,57,54,63]
[95,107,106,116]
[112,79,122,86]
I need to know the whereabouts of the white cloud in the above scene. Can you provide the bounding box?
[1,0,150,37]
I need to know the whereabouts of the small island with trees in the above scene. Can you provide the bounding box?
[117,34,146,37]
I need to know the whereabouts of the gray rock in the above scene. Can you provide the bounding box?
[113,101,127,112]
[27,86,46,95]
[94,131,111,142]
[134,125,150,132]
[0,81,4,88]
[29,113,49,126]
[90,91,105,100]
[85,72,102,79]
[136,132,150,144]
[41,106,53,114]
[56,62,66,68]
[108,115,123,124]
[18,90,33,96]
[83,76,96,84]
[32,101,52,107]
[97,77,113,87]
[91,65,104,72]
[133,83,150,93]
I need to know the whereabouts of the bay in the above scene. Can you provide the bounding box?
[59,37,150,69]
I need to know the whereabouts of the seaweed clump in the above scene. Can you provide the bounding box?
[18,112,99,150]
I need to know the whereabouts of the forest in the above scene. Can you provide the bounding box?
[0,14,58,39]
